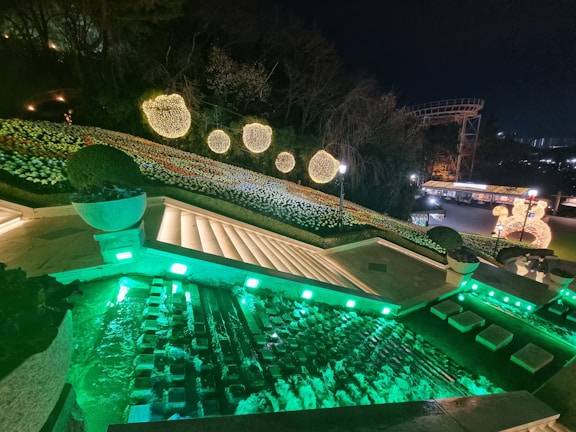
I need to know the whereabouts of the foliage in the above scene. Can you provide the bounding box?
[66,144,143,191]
[426,226,463,252]
[69,184,143,203]
[0,119,508,263]
[206,46,272,109]
[447,247,479,264]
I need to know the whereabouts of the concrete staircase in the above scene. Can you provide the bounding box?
[0,205,22,233]
[156,200,358,290]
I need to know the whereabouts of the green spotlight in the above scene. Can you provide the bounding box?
[504,297,509,302]
[457,293,465,301]
[346,300,356,308]
[381,307,391,315]
[244,277,261,289]
[116,251,133,260]
[169,263,188,275]
[301,290,313,299]
[472,284,478,290]
[489,291,494,297]
[527,305,532,311]
[515,301,521,306]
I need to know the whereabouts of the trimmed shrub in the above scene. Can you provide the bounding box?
[426,226,463,252]
[66,144,143,190]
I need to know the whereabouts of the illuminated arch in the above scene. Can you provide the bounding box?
[495,198,552,248]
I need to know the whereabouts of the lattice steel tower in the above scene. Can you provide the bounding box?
[411,98,484,182]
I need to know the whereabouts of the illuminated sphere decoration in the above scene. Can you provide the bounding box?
[308,150,340,184]
[207,129,231,154]
[142,94,191,139]
[242,123,273,153]
[275,151,296,173]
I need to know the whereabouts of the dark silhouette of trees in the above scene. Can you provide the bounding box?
[1,0,428,219]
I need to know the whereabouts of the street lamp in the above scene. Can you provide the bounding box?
[338,163,347,231]
[493,223,503,256]
[519,189,538,242]
[410,173,419,187]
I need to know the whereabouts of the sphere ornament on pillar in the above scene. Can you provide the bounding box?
[207,129,231,154]
[275,151,296,173]
[308,150,340,184]
[142,93,191,139]
[242,122,273,153]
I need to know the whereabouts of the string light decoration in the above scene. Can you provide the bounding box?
[308,150,340,184]
[492,199,552,248]
[275,151,296,173]
[242,122,273,153]
[142,94,191,139]
[207,129,231,154]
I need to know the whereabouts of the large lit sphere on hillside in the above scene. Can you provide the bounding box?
[275,151,296,173]
[242,123,272,153]
[207,129,231,154]
[308,150,339,184]
[142,94,191,139]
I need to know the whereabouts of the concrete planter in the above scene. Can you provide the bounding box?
[549,272,575,286]
[72,193,146,232]
[446,255,480,275]
[0,311,73,432]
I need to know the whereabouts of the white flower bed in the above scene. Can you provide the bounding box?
[0,119,449,252]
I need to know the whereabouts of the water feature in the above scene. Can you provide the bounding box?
[66,273,505,432]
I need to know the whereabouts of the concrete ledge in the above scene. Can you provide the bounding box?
[475,324,513,351]
[511,343,554,373]
[430,300,463,320]
[448,311,486,333]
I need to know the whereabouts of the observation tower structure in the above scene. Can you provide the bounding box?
[411,98,484,182]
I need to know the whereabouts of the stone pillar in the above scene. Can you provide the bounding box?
[93,221,145,264]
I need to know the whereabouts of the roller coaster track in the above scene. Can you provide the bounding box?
[411,98,484,182]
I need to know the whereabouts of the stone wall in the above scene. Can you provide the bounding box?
[0,311,73,432]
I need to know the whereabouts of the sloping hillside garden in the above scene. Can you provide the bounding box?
[0,119,518,260]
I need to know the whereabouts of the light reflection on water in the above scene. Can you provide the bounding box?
[67,275,504,432]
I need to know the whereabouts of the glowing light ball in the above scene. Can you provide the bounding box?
[308,150,339,184]
[242,123,273,153]
[275,151,296,173]
[207,129,231,154]
[142,94,191,139]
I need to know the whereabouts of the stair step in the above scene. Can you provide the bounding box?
[158,206,183,245]
[195,216,223,256]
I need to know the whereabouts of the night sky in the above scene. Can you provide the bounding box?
[277,0,576,138]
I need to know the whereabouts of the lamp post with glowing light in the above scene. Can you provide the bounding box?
[519,189,538,242]
[493,223,503,256]
[338,163,347,232]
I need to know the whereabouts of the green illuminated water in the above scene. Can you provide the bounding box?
[67,275,504,432]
